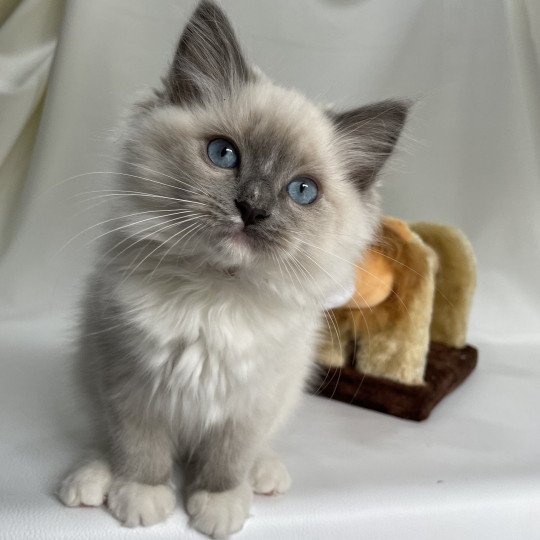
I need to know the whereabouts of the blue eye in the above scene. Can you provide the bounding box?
[207,138,239,169]
[286,177,318,205]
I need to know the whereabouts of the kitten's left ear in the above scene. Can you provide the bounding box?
[165,0,252,104]
[329,100,410,190]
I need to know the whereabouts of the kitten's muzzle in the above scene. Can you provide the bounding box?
[234,199,271,227]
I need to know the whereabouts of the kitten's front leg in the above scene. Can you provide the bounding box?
[106,419,177,527]
[58,421,176,526]
[185,420,258,538]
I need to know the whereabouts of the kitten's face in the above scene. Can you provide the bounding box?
[121,83,359,269]
[114,1,407,300]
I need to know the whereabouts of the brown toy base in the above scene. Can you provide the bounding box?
[313,342,478,421]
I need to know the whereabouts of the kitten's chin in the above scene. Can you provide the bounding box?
[220,230,257,265]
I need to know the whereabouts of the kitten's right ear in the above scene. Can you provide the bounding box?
[164,0,252,104]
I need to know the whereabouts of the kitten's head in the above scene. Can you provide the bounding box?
[114,0,408,303]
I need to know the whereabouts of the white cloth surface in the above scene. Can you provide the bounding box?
[1,317,539,540]
[0,0,539,538]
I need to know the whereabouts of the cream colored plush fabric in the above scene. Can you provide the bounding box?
[412,222,477,349]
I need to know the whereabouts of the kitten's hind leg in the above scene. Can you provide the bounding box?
[58,457,112,507]
[249,448,291,496]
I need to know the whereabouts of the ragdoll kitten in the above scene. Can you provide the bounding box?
[58,1,408,537]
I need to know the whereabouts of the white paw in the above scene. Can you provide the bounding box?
[187,482,252,538]
[249,452,291,495]
[107,480,176,527]
[58,459,112,507]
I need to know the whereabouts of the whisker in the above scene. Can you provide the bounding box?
[38,170,205,201]
[106,170,207,199]
[148,222,205,281]
[369,248,454,309]
[116,217,203,286]
[87,211,198,247]
[102,214,202,269]
[294,237,415,322]
[286,239,373,395]
[285,254,347,397]
[288,249,363,397]
[104,156,212,198]
[55,209,196,256]
[330,231,454,309]
[73,189,207,207]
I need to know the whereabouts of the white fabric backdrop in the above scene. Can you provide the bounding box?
[0,0,64,254]
[0,1,539,538]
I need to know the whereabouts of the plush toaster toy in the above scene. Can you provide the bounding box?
[314,217,478,420]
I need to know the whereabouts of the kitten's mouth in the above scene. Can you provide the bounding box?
[231,228,252,247]
[222,224,267,257]
[212,221,280,264]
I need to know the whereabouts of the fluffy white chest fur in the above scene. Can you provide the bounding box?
[118,272,318,430]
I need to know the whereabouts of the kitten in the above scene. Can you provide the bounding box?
[58,1,408,537]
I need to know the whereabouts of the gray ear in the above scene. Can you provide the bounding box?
[165,0,252,104]
[330,100,409,190]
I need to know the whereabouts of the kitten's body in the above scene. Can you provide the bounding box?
[81,259,317,445]
[59,2,407,537]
